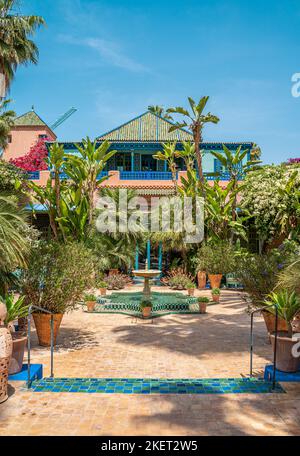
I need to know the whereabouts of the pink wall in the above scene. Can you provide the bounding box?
[3,126,56,162]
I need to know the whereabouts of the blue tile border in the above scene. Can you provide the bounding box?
[28,377,285,395]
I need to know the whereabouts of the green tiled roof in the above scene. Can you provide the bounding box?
[97,111,193,142]
[14,110,48,127]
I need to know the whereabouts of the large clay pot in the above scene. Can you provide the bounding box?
[262,311,288,334]
[142,307,152,318]
[8,333,27,375]
[33,313,63,347]
[0,327,13,404]
[197,271,206,289]
[208,274,222,289]
[270,332,300,373]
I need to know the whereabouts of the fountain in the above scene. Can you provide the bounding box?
[132,258,161,298]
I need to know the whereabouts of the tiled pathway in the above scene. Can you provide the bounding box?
[1,288,300,436]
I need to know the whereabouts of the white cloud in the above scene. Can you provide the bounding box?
[58,34,148,73]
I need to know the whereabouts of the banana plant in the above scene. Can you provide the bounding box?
[153,142,178,194]
[210,144,260,222]
[175,141,195,172]
[205,180,250,242]
[56,188,89,242]
[64,137,116,224]
[166,96,219,191]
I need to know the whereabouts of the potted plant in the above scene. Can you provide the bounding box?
[198,242,235,289]
[211,288,221,303]
[197,297,210,314]
[186,281,196,296]
[140,299,152,318]
[98,280,107,296]
[1,294,29,375]
[195,256,207,289]
[0,303,13,404]
[22,242,95,347]
[84,293,97,312]
[265,290,300,373]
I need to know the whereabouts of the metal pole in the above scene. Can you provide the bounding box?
[272,306,278,390]
[250,313,254,377]
[50,315,54,378]
[27,306,32,389]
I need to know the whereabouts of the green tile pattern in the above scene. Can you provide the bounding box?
[86,291,202,318]
[14,110,48,127]
[30,377,284,395]
[97,111,193,142]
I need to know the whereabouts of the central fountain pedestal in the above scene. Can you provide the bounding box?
[132,269,161,298]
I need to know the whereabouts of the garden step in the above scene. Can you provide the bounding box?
[28,377,285,394]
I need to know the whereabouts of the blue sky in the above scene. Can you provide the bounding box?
[10,0,300,163]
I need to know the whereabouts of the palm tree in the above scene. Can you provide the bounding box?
[148,105,173,120]
[166,96,219,191]
[0,98,15,149]
[0,0,45,92]
[153,142,178,194]
[0,195,29,294]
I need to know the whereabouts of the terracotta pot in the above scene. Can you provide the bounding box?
[270,332,300,373]
[8,333,27,375]
[33,313,63,347]
[212,294,220,303]
[199,302,207,314]
[86,301,96,312]
[208,274,222,289]
[292,315,300,333]
[197,271,206,289]
[142,307,152,318]
[109,269,119,276]
[100,288,107,296]
[188,288,195,296]
[0,327,12,404]
[262,311,288,334]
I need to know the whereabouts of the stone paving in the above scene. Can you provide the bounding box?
[1,288,300,436]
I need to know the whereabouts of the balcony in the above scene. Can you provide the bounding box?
[120,171,173,180]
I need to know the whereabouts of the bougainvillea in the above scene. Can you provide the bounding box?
[10,136,51,171]
[288,158,300,164]
[241,164,300,244]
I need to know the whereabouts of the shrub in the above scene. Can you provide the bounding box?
[211,288,220,295]
[22,241,95,314]
[0,160,27,192]
[97,280,107,289]
[186,280,196,289]
[265,290,300,337]
[84,293,97,302]
[162,268,194,290]
[198,297,210,303]
[197,242,236,275]
[104,273,130,290]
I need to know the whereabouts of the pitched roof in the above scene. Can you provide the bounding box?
[97,111,193,142]
[14,110,49,128]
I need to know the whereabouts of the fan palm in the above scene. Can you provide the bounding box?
[166,96,219,191]
[0,98,15,149]
[0,0,45,92]
[0,195,30,293]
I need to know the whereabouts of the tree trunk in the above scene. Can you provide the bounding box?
[193,125,205,197]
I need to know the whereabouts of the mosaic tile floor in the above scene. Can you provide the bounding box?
[29,377,285,394]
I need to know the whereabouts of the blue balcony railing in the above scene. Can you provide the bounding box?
[27,171,40,180]
[97,170,109,178]
[50,170,109,180]
[120,171,173,180]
